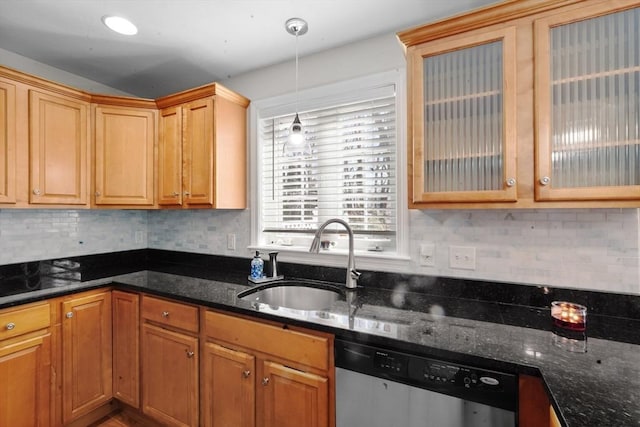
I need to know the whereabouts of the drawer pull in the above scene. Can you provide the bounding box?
[66,312,74,319]
[262,377,270,386]
[185,350,195,358]
[539,176,551,186]
[243,370,251,378]
[161,311,170,318]
[6,322,15,331]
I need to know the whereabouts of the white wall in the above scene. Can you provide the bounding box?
[0,47,133,96]
[0,36,638,295]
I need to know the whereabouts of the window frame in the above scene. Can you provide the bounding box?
[249,70,410,271]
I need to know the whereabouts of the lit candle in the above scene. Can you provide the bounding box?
[551,301,586,332]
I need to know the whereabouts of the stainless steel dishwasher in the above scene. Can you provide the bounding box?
[335,339,517,427]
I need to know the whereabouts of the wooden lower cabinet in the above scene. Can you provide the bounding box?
[519,374,563,427]
[204,310,333,427]
[0,301,52,427]
[112,290,140,408]
[141,323,199,427]
[203,342,255,427]
[61,290,113,424]
[261,360,329,427]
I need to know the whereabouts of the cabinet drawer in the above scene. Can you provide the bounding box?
[0,302,50,341]
[141,295,198,333]
[205,310,330,371]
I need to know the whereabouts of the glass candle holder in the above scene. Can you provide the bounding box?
[551,301,587,352]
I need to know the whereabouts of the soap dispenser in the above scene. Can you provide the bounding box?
[250,251,264,280]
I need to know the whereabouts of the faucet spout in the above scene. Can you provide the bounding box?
[309,218,360,289]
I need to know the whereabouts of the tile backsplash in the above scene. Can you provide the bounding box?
[0,209,148,264]
[1,208,638,295]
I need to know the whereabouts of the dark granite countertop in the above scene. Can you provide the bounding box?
[1,269,638,427]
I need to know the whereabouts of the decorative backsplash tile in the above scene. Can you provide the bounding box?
[1,207,638,295]
[0,210,147,264]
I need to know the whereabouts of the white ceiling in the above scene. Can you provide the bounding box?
[0,0,498,98]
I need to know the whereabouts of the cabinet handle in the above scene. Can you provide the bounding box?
[539,176,551,186]
[243,370,251,378]
[95,191,101,197]
[505,178,516,187]
[161,311,170,318]
[172,192,179,197]
[6,322,15,331]
[185,350,195,358]
[66,312,74,319]
[262,377,270,386]
[33,189,41,196]
[184,191,190,196]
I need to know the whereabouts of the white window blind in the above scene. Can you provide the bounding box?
[260,85,396,237]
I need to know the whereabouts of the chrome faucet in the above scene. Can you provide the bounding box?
[309,218,361,289]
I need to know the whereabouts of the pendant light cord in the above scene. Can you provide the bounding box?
[295,29,299,114]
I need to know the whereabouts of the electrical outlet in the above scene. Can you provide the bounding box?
[135,230,144,244]
[227,233,236,251]
[419,243,435,267]
[449,246,476,270]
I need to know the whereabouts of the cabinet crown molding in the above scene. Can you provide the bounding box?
[155,82,250,109]
[397,0,584,47]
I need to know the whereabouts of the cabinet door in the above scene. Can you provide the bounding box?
[0,78,16,204]
[535,3,640,201]
[158,106,183,206]
[183,98,214,206]
[142,323,198,427]
[261,361,329,427]
[408,26,517,205]
[61,291,112,423]
[94,105,155,205]
[112,290,140,408]
[0,335,51,427]
[29,90,89,205]
[203,342,255,427]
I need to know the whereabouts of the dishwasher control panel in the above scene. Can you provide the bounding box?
[335,339,517,412]
[373,350,408,375]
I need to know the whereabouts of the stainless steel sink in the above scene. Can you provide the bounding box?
[237,280,343,311]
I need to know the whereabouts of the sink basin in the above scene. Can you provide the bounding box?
[237,280,343,311]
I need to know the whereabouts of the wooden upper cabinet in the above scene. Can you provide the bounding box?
[156,83,249,209]
[158,105,183,205]
[406,25,518,205]
[29,90,89,205]
[0,78,16,204]
[400,0,640,208]
[93,102,156,206]
[534,1,640,202]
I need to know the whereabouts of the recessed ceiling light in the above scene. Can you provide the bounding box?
[102,15,138,35]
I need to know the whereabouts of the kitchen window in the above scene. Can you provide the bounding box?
[251,71,407,262]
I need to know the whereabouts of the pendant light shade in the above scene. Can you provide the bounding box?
[283,18,311,157]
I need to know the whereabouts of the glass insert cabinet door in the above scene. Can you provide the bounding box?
[535,3,640,201]
[409,26,517,204]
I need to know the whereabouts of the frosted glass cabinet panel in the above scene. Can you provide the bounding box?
[409,26,517,205]
[535,4,640,201]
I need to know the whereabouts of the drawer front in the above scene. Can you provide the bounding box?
[0,302,51,341]
[205,310,330,371]
[141,295,198,333]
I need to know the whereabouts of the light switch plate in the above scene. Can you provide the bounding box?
[227,233,236,251]
[419,243,435,267]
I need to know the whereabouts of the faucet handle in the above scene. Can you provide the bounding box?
[350,269,361,280]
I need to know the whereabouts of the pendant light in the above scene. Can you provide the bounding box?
[283,17,311,157]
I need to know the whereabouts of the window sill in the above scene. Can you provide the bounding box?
[248,244,412,273]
